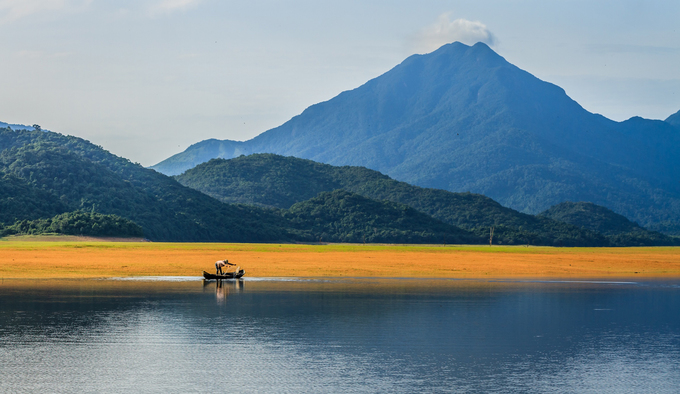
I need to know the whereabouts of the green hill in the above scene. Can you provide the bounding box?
[539,202,678,246]
[282,190,482,244]
[0,127,288,242]
[176,154,610,246]
[174,154,388,208]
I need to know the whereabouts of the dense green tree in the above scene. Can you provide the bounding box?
[2,211,144,238]
[0,172,68,224]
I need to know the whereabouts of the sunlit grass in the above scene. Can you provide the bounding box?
[1,236,679,279]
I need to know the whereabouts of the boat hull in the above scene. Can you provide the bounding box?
[203,270,245,280]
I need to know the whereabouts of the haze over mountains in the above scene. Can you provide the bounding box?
[152,42,680,234]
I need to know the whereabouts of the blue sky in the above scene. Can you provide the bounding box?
[1,0,678,165]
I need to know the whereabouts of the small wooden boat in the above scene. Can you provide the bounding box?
[203,270,245,280]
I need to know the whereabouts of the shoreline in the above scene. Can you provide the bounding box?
[1,240,679,279]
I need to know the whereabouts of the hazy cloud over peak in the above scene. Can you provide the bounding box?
[414,13,495,53]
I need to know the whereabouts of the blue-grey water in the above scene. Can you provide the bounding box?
[1,278,679,393]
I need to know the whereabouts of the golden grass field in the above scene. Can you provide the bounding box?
[1,235,679,279]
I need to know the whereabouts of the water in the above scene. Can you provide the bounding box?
[1,278,679,393]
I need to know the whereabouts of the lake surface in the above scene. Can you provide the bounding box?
[1,277,679,393]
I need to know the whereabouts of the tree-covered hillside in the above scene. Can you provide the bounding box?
[174,154,392,208]
[540,202,679,246]
[282,190,482,244]
[176,154,612,246]
[1,211,144,238]
[0,172,68,224]
[0,127,288,242]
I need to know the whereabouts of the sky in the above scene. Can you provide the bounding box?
[1,0,678,166]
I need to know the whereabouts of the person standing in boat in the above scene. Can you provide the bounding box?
[215,259,235,275]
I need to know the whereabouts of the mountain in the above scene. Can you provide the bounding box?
[540,202,679,246]
[283,190,482,244]
[152,42,680,234]
[175,154,611,246]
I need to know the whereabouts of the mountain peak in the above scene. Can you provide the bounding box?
[431,41,493,53]
[425,41,506,67]
[469,41,496,53]
[666,109,680,127]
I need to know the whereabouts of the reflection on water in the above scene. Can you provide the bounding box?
[207,278,244,303]
[1,278,679,393]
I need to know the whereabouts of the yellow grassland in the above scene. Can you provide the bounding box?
[1,237,679,279]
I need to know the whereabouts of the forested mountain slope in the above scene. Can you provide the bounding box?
[0,172,68,224]
[540,202,678,246]
[176,154,613,246]
[0,127,288,241]
[283,190,483,244]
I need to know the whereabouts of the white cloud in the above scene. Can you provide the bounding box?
[0,0,90,23]
[413,13,496,54]
[149,0,200,15]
